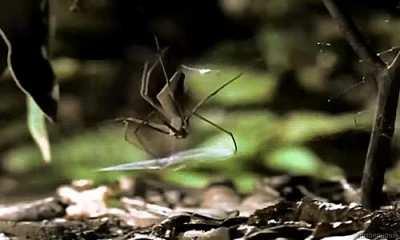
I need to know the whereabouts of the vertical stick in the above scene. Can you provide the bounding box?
[322,0,400,209]
[361,53,400,209]
[321,0,385,71]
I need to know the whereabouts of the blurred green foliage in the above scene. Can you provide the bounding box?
[4,127,146,182]
[3,0,400,196]
[4,108,358,192]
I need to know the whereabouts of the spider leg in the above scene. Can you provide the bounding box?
[140,55,174,120]
[189,73,242,118]
[154,35,171,87]
[193,112,237,153]
[153,35,185,117]
[133,112,158,157]
[134,124,157,157]
[116,117,171,135]
[115,116,171,156]
[140,62,164,114]
[121,119,146,151]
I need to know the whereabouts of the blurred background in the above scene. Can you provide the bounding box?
[1,0,400,201]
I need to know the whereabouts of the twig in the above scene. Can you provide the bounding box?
[322,0,385,71]
[361,52,400,209]
[0,197,65,221]
[322,0,400,209]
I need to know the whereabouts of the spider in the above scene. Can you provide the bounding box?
[117,49,241,155]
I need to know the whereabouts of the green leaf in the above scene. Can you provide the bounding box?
[186,66,277,106]
[278,111,359,144]
[265,146,320,175]
[0,1,58,165]
[27,96,51,163]
[163,170,211,188]
[233,173,257,193]
[264,146,343,178]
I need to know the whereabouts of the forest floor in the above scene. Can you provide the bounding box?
[0,175,398,240]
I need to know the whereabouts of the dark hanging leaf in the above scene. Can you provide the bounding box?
[0,0,58,121]
[0,35,6,75]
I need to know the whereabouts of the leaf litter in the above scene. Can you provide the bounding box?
[0,175,400,239]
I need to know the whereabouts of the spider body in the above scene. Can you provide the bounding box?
[154,69,189,138]
[118,49,241,155]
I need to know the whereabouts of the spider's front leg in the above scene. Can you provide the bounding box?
[192,112,238,153]
[139,60,166,117]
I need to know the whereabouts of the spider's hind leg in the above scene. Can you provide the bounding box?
[133,112,159,157]
[115,116,171,156]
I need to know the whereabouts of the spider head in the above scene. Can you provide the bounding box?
[170,117,189,139]
[175,128,188,139]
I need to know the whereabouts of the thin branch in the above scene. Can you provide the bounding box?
[322,0,400,209]
[361,52,400,209]
[322,0,386,71]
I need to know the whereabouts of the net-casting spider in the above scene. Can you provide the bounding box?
[118,50,241,155]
